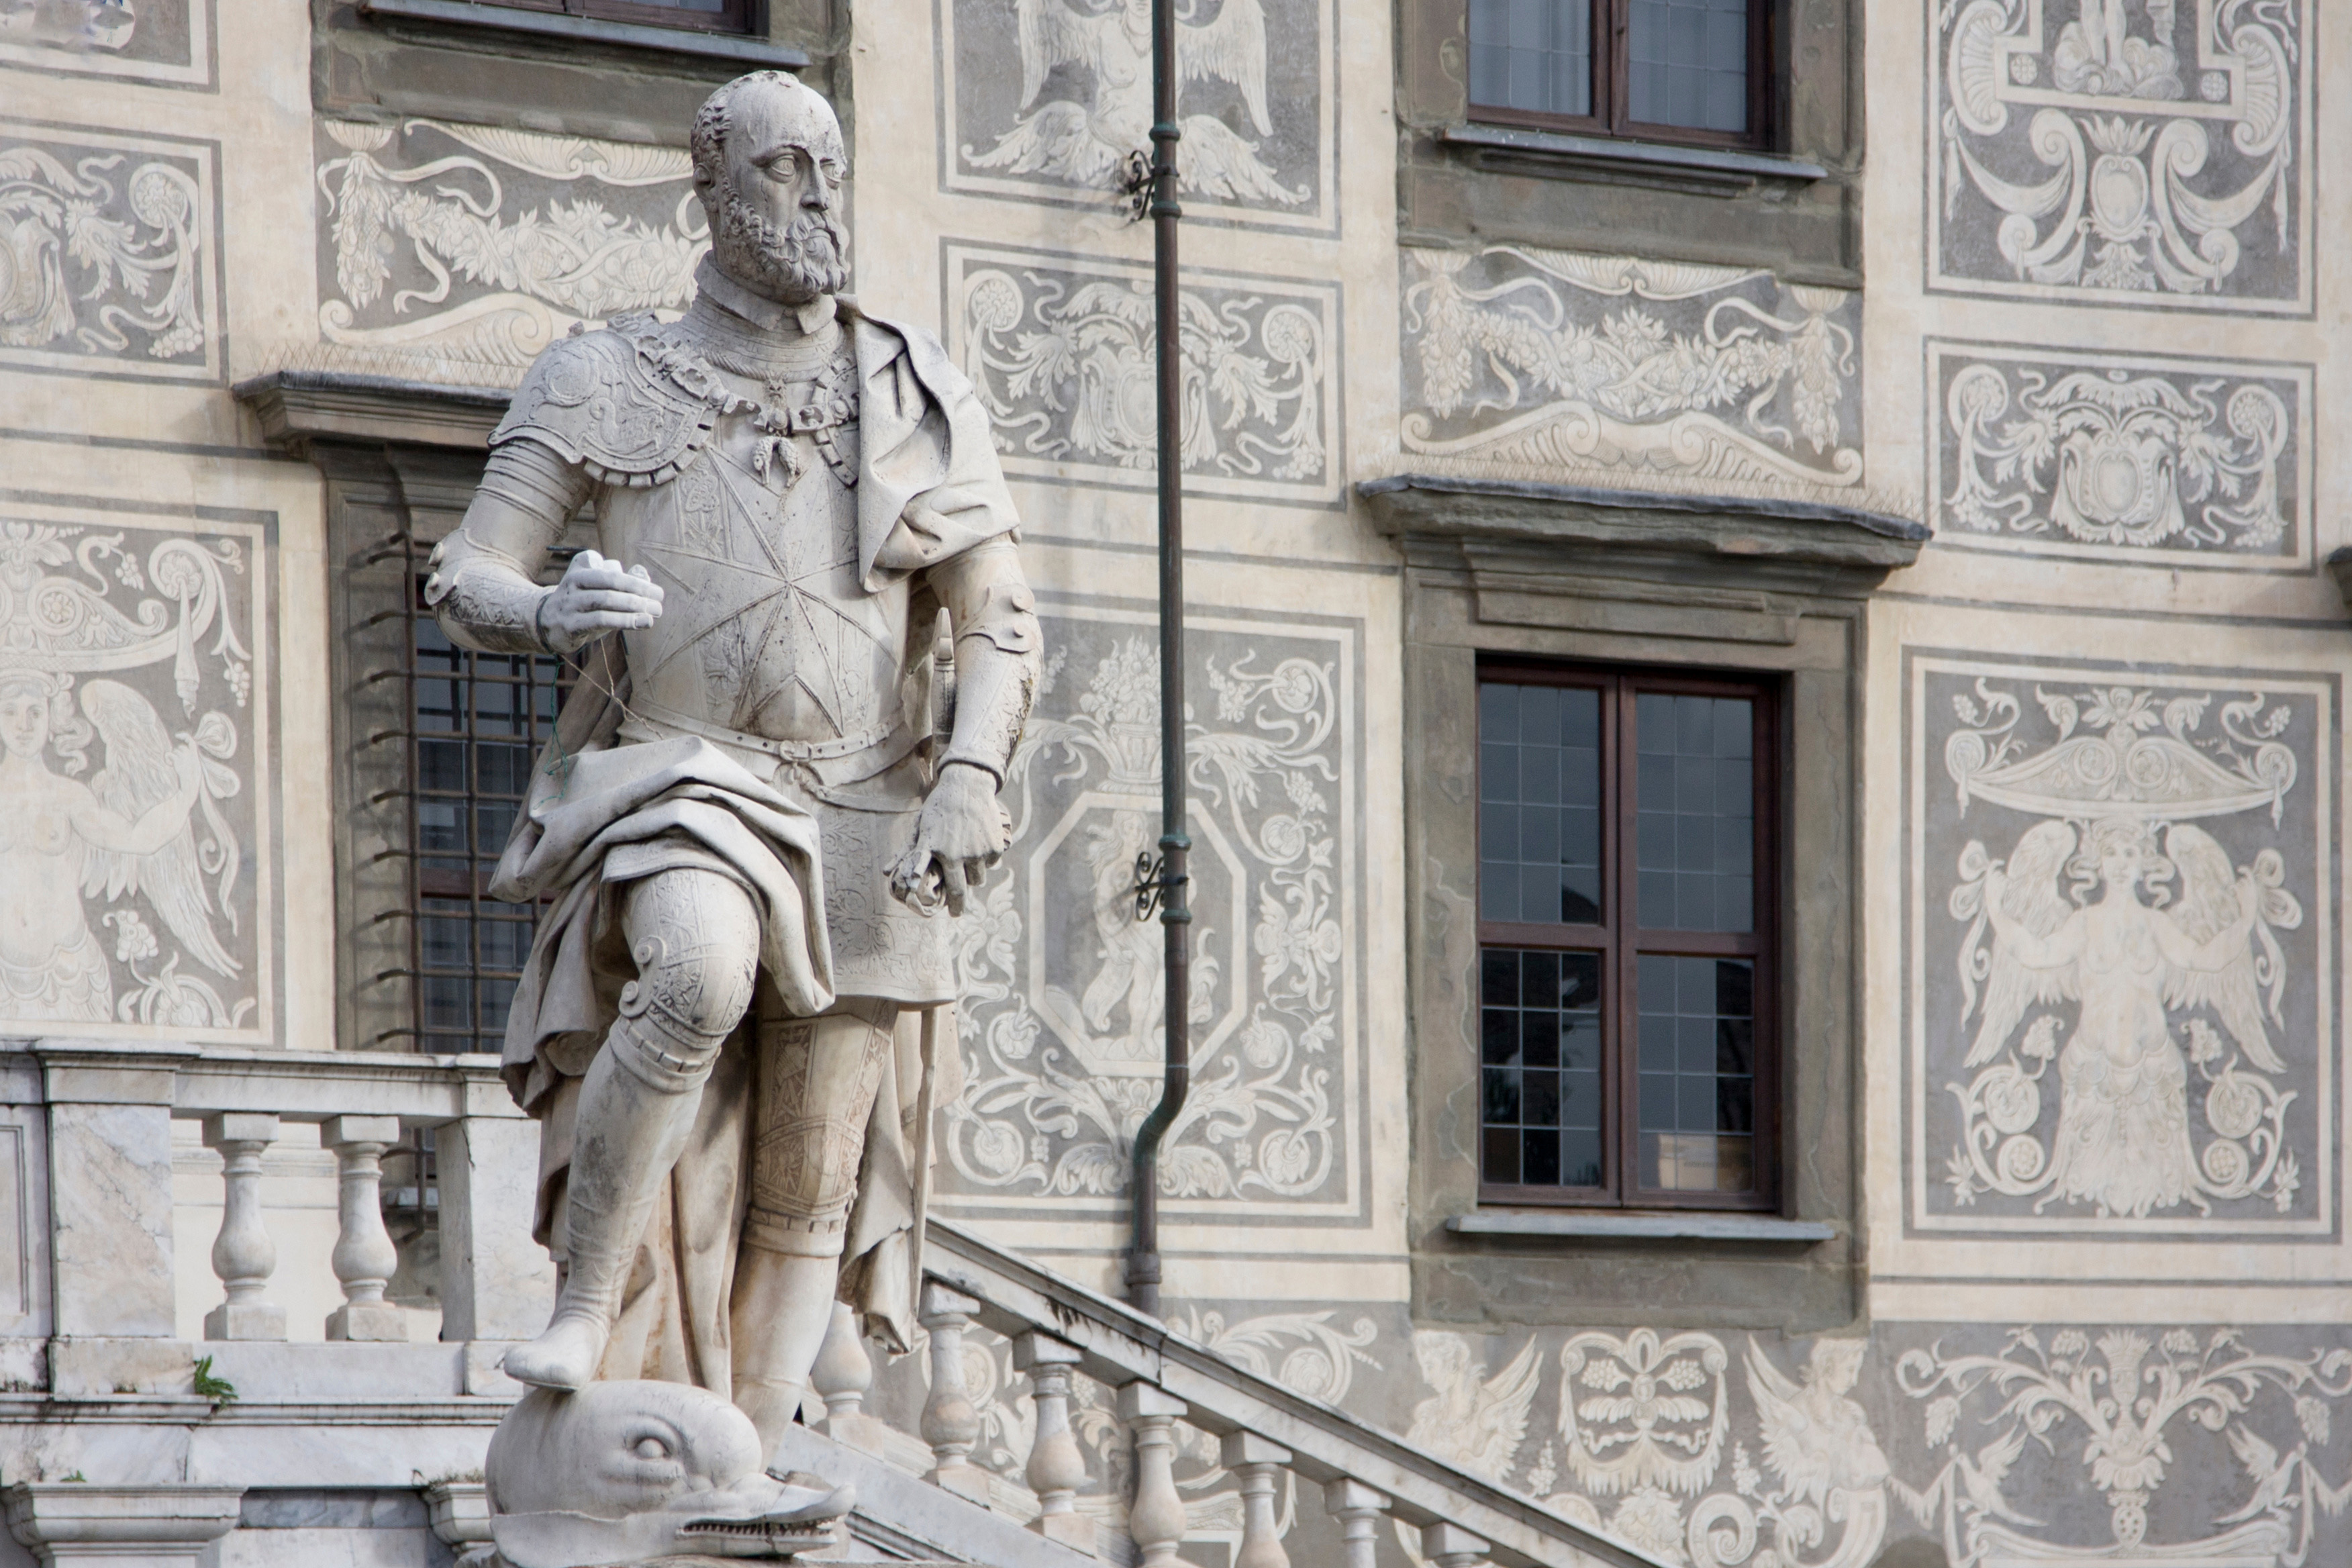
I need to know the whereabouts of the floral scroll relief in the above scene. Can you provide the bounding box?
[950,246,1337,505]
[942,622,1352,1209]
[0,518,260,1036]
[313,118,706,381]
[1400,248,1862,492]
[1931,0,2310,311]
[0,128,214,380]
[1939,681,2311,1222]
[1896,1326,2352,1567]
[1932,342,2308,565]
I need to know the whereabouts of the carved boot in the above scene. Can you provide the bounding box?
[730,1247,845,1467]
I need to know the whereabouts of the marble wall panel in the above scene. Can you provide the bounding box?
[1928,0,2313,314]
[0,0,213,90]
[0,504,277,1043]
[945,242,1341,507]
[311,118,707,383]
[0,120,222,383]
[937,0,1335,234]
[1927,339,2313,572]
[936,597,1368,1225]
[1398,248,1863,491]
[1902,650,2335,1239]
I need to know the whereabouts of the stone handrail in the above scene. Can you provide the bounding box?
[881,1217,1667,1568]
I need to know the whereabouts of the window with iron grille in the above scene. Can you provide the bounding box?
[472,0,754,34]
[1465,0,1771,148]
[1477,662,1779,1208]
[405,593,571,1055]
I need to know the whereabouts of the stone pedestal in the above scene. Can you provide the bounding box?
[1,1484,242,1567]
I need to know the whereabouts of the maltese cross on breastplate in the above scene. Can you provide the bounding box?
[636,441,893,737]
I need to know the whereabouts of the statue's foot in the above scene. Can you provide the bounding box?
[502,1314,609,1390]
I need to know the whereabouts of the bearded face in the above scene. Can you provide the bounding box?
[710,179,848,306]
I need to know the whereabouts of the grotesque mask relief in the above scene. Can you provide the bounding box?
[1399,248,1863,497]
[0,122,218,382]
[0,510,271,1040]
[1906,654,2333,1235]
[946,242,1340,509]
[0,0,210,88]
[1929,339,2312,571]
[312,119,707,383]
[1930,0,2312,313]
[939,604,1365,1220]
[941,0,1334,233]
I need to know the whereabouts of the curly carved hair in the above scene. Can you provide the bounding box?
[691,70,825,195]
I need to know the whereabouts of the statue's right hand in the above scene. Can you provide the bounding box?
[540,549,665,654]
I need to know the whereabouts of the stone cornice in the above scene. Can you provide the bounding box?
[233,369,510,455]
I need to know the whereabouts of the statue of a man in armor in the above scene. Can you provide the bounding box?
[426,70,1038,1469]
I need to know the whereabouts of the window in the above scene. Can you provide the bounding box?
[1477,664,1777,1208]
[403,585,572,1054]
[472,0,753,34]
[1466,0,1769,146]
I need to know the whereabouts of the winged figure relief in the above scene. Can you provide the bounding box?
[1962,815,2300,1218]
[965,0,1308,206]
[1407,1330,1542,1479]
[0,672,240,1025]
[1745,1338,1890,1568]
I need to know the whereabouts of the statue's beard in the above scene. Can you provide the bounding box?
[712,190,848,305]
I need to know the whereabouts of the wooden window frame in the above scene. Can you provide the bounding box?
[1466,0,1777,152]
[1475,659,1782,1211]
[474,0,754,36]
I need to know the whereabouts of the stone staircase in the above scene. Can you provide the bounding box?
[0,1041,1665,1568]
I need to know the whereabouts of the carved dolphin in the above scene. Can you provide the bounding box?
[486,1380,852,1566]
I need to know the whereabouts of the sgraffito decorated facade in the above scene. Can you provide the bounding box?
[0,0,2347,1563]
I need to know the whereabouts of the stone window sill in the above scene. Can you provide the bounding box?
[358,0,810,68]
[1448,1210,1836,1244]
[1438,122,1828,196]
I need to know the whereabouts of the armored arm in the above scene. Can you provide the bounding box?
[926,536,1040,785]
[425,438,591,655]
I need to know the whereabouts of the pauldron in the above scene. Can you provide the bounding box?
[492,313,861,489]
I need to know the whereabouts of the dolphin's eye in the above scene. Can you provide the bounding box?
[632,1435,673,1461]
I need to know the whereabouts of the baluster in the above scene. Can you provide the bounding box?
[1420,1522,1492,1568]
[811,1300,890,1457]
[1017,1332,1095,1553]
[1118,1382,1187,1567]
[918,1281,992,1505]
[1219,1433,1290,1568]
[202,1113,285,1341]
[1322,1479,1385,1568]
[324,1115,407,1341]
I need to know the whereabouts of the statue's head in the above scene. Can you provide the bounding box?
[691,70,849,307]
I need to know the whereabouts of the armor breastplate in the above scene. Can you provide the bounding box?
[603,370,910,754]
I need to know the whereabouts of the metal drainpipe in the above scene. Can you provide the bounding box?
[1124,0,1188,1322]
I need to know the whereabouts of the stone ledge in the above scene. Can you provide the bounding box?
[234,370,511,454]
[1436,122,1831,197]
[1447,1210,1836,1244]
[1,1483,242,1562]
[357,0,810,68]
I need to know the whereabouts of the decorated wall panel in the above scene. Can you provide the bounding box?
[1928,0,2313,314]
[0,500,276,1044]
[1398,248,1863,492]
[0,0,213,90]
[1902,650,2335,1239]
[937,0,1336,234]
[1927,339,2312,572]
[944,242,1341,508]
[311,118,707,383]
[937,596,1369,1226]
[0,120,222,384]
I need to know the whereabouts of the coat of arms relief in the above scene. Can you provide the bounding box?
[1913,659,2329,1233]
[0,513,265,1038]
[1930,0,2310,310]
[939,609,1359,1215]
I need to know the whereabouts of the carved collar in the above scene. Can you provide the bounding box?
[693,259,840,338]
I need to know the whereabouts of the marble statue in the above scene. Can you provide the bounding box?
[428,67,1040,1484]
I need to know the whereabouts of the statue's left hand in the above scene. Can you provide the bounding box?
[889,761,1012,916]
